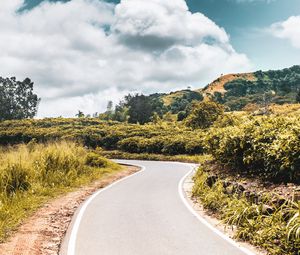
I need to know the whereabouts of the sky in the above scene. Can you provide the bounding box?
[0,0,299,117]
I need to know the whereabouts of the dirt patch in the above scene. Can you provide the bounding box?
[0,165,140,255]
[202,72,256,96]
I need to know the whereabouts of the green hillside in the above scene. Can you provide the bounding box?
[152,65,300,114]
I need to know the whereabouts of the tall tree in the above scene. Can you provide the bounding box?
[0,77,40,121]
[125,94,153,124]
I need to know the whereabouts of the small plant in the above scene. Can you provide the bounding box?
[0,163,31,196]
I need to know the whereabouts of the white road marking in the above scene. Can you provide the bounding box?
[67,164,146,255]
[178,164,256,255]
[67,161,257,255]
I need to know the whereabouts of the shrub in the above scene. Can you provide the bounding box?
[206,115,300,182]
[0,163,31,196]
[185,101,224,129]
[85,152,109,168]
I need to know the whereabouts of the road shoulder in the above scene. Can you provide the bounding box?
[0,165,140,255]
[182,169,266,255]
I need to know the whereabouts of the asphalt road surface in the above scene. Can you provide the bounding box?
[61,160,252,255]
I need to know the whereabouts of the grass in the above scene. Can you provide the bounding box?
[101,149,212,164]
[192,166,300,255]
[0,141,121,242]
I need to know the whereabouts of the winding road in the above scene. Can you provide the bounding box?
[60,160,253,255]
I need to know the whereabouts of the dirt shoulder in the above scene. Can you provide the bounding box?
[0,165,140,255]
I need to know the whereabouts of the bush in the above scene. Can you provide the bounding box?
[85,152,109,168]
[185,101,224,129]
[0,163,31,196]
[205,115,300,182]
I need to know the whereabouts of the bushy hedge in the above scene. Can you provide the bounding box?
[0,119,205,156]
[206,115,300,182]
[117,134,204,155]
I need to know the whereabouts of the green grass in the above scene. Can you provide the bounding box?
[192,166,300,255]
[0,141,121,242]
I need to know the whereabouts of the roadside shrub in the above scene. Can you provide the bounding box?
[185,101,224,129]
[0,163,31,196]
[206,115,300,182]
[85,152,109,168]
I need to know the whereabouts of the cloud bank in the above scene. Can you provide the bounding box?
[0,0,251,117]
[270,16,300,49]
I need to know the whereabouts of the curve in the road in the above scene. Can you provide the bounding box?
[61,160,256,255]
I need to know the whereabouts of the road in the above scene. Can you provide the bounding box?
[61,160,252,255]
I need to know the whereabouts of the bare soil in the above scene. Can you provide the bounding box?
[0,165,140,255]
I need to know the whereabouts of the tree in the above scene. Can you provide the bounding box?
[296,90,300,103]
[124,94,154,124]
[0,77,40,121]
[76,110,85,118]
[106,101,113,114]
[185,101,224,129]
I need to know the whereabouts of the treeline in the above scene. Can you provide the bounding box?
[96,90,204,124]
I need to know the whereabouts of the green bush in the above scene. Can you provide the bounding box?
[205,115,300,182]
[85,152,109,168]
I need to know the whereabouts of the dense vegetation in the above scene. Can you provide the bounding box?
[206,113,300,183]
[0,77,40,121]
[0,141,120,241]
[212,65,300,111]
[0,105,299,184]
[0,118,205,155]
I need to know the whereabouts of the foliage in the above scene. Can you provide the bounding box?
[192,167,300,255]
[185,101,224,129]
[0,77,40,121]
[205,114,300,182]
[0,110,299,183]
[0,118,205,156]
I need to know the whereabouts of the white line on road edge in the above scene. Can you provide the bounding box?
[67,164,146,255]
[178,165,256,255]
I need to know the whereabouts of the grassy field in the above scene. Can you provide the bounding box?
[0,141,121,242]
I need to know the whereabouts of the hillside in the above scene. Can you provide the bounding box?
[154,65,300,114]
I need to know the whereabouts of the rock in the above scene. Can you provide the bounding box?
[206,175,217,187]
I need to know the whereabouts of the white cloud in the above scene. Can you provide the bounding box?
[0,0,251,117]
[270,16,300,49]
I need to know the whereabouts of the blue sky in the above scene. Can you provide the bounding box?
[1,0,299,117]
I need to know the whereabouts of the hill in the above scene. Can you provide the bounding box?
[152,65,300,114]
